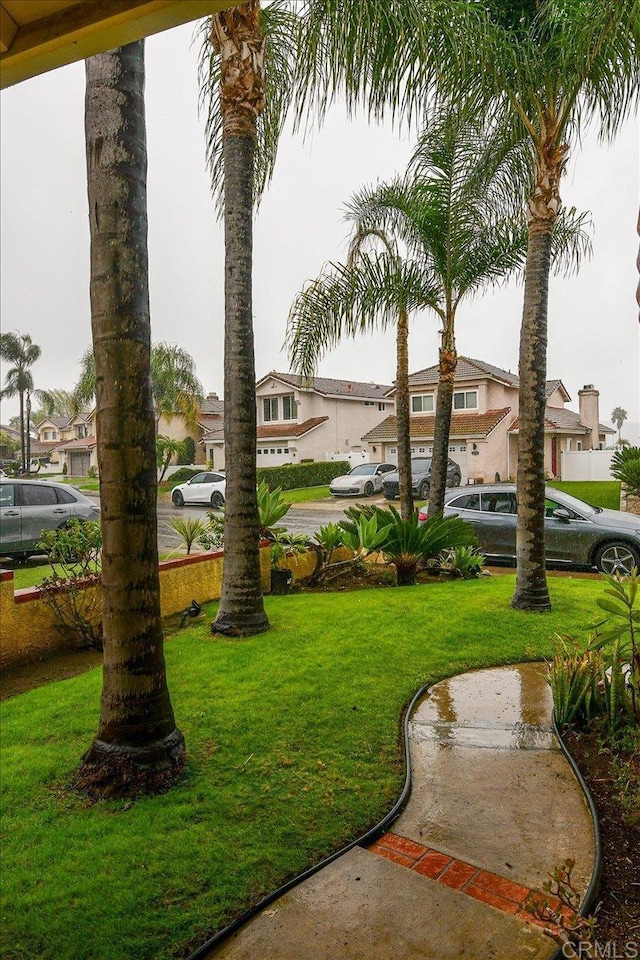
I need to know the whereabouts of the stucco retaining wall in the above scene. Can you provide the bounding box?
[0,546,273,672]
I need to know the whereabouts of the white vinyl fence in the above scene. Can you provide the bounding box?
[560,450,615,481]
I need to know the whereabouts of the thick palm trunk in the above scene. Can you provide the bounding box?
[18,392,25,472]
[25,392,31,475]
[511,225,553,611]
[78,42,185,797]
[428,322,457,516]
[396,307,413,520]
[211,1,269,636]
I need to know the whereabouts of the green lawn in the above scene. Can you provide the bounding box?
[284,484,331,502]
[0,575,604,960]
[548,480,621,511]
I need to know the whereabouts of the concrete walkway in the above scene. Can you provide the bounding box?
[205,664,596,959]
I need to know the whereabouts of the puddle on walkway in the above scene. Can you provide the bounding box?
[410,662,554,749]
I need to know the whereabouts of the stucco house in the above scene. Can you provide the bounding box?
[34,412,95,472]
[362,356,614,483]
[203,373,394,469]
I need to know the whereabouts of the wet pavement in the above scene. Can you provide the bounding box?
[205,664,596,960]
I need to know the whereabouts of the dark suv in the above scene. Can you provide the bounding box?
[0,478,100,560]
[382,457,462,501]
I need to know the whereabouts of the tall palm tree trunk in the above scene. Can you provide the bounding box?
[396,307,413,519]
[78,42,185,797]
[428,323,457,516]
[210,1,269,637]
[511,225,553,610]
[511,132,566,612]
[25,391,31,474]
[18,392,25,472]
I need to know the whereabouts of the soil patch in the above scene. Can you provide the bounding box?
[563,729,640,946]
[0,648,103,702]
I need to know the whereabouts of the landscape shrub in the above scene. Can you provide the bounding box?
[178,436,196,465]
[610,445,640,496]
[37,519,103,649]
[168,466,201,484]
[257,461,350,491]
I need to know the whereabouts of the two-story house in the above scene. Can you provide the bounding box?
[34,412,95,473]
[362,357,613,482]
[203,373,394,469]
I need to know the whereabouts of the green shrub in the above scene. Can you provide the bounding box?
[37,519,103,649]
[257,461,350,491]
[611,446,640,495]
[169,466,201,484]
[179,436,196,465]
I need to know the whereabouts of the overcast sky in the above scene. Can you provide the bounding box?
[1,21,638,440]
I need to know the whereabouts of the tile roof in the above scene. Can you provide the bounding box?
[258,372,393,400]
[545,379,571,402]
[508,408,615,434]
[257,416,329,440]
[362,408,513,442]
[56,435,97,451]
[407,357,519,388]
[202,417,331,443]
[199,397,224,415]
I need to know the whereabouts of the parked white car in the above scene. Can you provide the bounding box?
[171,471,226,509]
[329,463,396,497]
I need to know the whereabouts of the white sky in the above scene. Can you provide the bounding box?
[1,21,639,440]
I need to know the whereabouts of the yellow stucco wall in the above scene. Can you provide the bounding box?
[0,546,275,672]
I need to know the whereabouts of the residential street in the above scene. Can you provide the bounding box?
[156,496,385,553]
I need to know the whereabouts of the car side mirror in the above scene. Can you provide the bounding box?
[552,508,571,522]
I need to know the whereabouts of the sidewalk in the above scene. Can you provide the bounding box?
[204,663,596,959]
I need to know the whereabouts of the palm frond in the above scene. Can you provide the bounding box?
[197,1,300,214]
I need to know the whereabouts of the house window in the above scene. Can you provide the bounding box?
[576,441,582,451]
[283,447,289,454]
[449,446,456,452]
[459,445,466,452]
[283,395,297,420]
[453,390,478,410]
[378,402,387,411]
[567,439,572,452]
[418,447,426,453]
[389,447,397,454]
[257,449,262,455]
[75,424,88,439]
[263,397,279,422]
[364,401,375,407]
[270,448,276,454]
[411,394,434,413]
[277,448,282,454]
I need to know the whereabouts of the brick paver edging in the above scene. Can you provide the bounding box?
[368,832,552,928]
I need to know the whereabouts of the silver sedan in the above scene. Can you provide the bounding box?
[329,463,396,497]
[419,483,640,575]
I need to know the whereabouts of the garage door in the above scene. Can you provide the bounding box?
[69,452,91,476]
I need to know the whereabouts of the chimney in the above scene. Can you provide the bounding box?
[578,384,600,450]
[207,392,219,401]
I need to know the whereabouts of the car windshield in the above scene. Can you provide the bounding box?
[349,464,376,476]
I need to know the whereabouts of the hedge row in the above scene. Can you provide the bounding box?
[257,461,351,491]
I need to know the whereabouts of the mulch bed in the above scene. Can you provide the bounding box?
[563,729,640,947]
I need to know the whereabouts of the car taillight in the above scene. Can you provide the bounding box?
[418,510,428,521]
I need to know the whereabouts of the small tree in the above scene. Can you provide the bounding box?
[611,406,628,447]
[38,520,103,649]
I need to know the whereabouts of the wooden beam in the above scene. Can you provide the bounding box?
[0,0,241,88]
[0,4,19,54]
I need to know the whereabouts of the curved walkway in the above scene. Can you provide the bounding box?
[205,663,596,959]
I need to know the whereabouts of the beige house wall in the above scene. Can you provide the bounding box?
[256,377,393,464]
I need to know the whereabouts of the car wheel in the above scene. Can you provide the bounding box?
[172,489,184,507]
[418,480,430,500]
[364,481,374,496]
[594,541,640,576]
[211,491,225,510]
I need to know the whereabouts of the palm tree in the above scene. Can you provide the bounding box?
[293,0,638,612]
[74,342,204,430]
[78,41,185,798]
[201,1,276,637]
[288,107,533,517]
[0,331,41,473]
[611,407,628,446]
[466,1,639,611]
